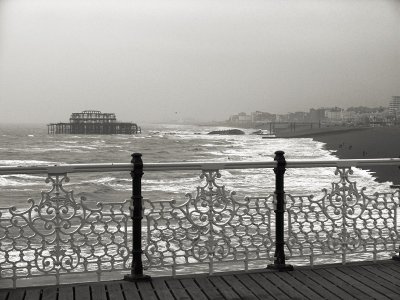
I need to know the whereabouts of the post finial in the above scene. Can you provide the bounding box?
[131,153,143,166]
[274,151,286,167]
[274,150,285,158]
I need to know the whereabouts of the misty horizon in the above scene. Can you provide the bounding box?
[1,0,399,124]
[0,103,393,126]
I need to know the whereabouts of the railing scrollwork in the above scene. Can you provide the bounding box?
[143,168,274,275]
[0,172,131,287]
[1,154,400,287]
[286,166,400,265]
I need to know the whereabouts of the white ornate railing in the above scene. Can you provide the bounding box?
[1,153,400,287]
[143,171,275,276]
[0,170,132,288]
[286,167,399,266]
[141,156,400,275]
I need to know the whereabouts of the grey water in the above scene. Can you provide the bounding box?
[0,123,397,283]
[0,123,392,209]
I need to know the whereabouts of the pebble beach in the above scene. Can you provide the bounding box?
[277,126,400,184]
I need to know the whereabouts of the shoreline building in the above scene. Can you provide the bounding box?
[47,110,141,134]
[389,96,400,116]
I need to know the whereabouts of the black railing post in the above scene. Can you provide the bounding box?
[124,153,150,281]
[390,184,400,261]
[392,249,400,261]
[268,151,293,271]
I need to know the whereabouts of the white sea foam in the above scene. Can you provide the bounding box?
[0,174,45,187]
[0,160,56,166]
[0,123,394,205]
[63,145,98,150]
[0,123,396,277]
[83,176,118,184]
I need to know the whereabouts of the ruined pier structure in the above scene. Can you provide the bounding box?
[47,110,141,134]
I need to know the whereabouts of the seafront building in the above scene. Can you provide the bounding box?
[389,96,400,116]
[228,102,394,127]
[47,110,141,134]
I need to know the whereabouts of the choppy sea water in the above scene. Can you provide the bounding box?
[0,123,397,283]
[0,123,393,208]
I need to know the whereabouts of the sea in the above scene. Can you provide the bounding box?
[0,123,396,282]
[0,123,393,209]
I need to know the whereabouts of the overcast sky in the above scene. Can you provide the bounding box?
[0,0,399,124]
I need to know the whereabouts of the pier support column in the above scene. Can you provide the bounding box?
[268,151,293,271]
[124,153,151,282]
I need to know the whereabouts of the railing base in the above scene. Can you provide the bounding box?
[392,255,400,262]
[267,264,294,272]
[124,274,151,282]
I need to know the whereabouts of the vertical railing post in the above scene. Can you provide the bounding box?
[393,249,400,261]
[124,153,150,281]
[268,150,293,271]
[390,183,400,261]
[390,184,400,261]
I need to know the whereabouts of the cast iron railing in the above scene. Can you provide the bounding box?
[1,152,400,287]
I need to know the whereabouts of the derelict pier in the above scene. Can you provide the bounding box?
[47,110,141,134]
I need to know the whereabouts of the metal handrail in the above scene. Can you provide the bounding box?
[1,158,400,175]
[1,152,400,286]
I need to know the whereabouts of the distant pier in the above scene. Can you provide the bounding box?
[47,110,141,134]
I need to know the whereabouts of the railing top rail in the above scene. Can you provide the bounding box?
[1,158,400,175]
[287,158,400,168]
[0,163,133,175]
[144,158,400,171]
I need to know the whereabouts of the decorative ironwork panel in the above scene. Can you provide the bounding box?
[286,167,400,265]
[144,170,274,274]
[0,173,131,287]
